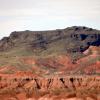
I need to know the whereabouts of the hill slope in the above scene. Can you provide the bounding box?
[0,26,100,75]
[0,26,100,54]
[0,26,100,100]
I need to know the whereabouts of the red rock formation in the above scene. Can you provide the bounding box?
[0,46,100,99]
[0,74,99,100]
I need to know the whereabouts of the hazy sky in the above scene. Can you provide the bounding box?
[0,0,100,38]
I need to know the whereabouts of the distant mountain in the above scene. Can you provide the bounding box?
[0,26,100,55]
[0,26,100,75]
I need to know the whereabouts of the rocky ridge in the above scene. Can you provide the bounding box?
[0,26,100,100]
[0,26,100,54]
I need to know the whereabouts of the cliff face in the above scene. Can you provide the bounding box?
[0,26,100,54]
[0,74,100,100]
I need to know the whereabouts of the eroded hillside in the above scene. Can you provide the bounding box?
[0,74,100,100]
[0,26,100,100]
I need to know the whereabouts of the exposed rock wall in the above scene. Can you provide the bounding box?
[0,75,99,100]
[0,26,100,53]
[0,75,100,92]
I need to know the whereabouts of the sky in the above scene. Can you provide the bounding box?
[0,0,100,39]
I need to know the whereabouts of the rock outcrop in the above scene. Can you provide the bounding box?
[0,74,99,100]
[0,26,100,54]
